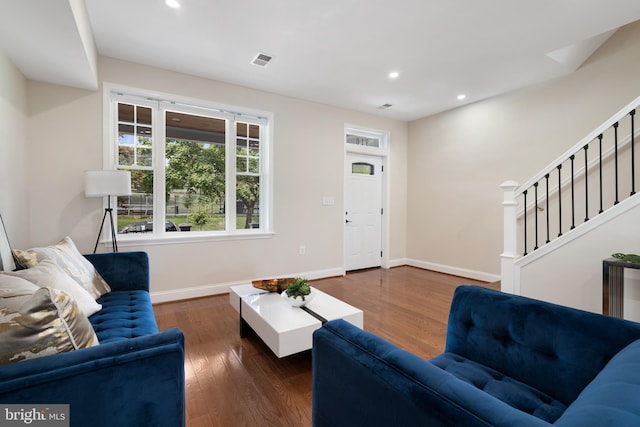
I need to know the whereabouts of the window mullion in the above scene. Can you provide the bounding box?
[227,119,237,232]
[259,125,268,231]
[107,98,119,169]
[154,105,167,235]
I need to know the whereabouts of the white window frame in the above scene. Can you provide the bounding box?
[101,83,274,247]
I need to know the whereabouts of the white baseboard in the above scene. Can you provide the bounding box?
[151,282,234,304]
[150,262,498,304]
[150,266,345,304]
[405,259,500,283]
[387,258,408,268]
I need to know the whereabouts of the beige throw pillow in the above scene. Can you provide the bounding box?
[0,274,39,298]
[0,283,99,365]
[2,259,102,317]
[13,236,110,299]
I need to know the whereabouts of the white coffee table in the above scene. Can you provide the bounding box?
[229,284,363,358]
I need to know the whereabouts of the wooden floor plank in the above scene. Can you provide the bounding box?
[153,266,497,426]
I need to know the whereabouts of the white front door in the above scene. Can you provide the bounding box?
[345,153,382,271]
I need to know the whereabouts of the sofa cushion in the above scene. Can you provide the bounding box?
[554,339,640,426]
[2,259,102,317]
[445,286,640,406]
[0,284,99,365]
[90,290,158,344]
[431,352,566,423]
[13,236,111,299]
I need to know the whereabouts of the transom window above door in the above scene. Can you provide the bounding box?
[344,126,389,155]
[346,134,380,147]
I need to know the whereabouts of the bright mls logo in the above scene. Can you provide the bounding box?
[1,405,69,426]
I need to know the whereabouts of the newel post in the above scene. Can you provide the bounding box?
[500,181,519,294]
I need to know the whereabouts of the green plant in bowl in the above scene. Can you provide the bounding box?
[612,253,640,263]
[284,278,311,301]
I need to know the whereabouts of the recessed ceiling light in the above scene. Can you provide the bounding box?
[165,0,180,9]
[389,71,400,79]
[457,94,467,100]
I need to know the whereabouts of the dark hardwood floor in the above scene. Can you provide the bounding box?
[153,266,498,427]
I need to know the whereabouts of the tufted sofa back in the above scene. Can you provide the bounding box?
[445,286,640,406]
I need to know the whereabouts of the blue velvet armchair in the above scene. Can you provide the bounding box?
[312,285,640,426]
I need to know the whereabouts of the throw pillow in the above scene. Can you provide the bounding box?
[2,259,102,317]
[13,236,111,299]
[0,285,99,365]
[0,274,39,298]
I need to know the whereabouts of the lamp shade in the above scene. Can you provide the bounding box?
[84,170,132,197]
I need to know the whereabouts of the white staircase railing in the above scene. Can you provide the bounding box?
[501,96,640,294]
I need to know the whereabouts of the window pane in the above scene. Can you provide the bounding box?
[119,146,134,165]
[352,162,374,175]
[118,124,135,166]
[248,140,259,157]
[236,122,248,137]
[118,103,134,122]
[119,124,134,144]
[137,147,152,166]
[117,169,154,233]
[236,156,247,173]
[236,175,260,229]
[166,111,225,144]
[236,139,248,155]
[249,158,259,174]
[165,111,226,231]
[138,126,152,142]
[137,106,152,125]
[346,134,380,147]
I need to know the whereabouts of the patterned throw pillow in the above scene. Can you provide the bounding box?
[2,259,102,317]
[13,237,110,299]
[0,274,39,298]
[0,280,99,365]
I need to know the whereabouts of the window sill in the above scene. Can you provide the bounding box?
[100,230,275,248]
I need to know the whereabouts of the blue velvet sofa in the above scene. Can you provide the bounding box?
[0,251,185,427]
[312,285,640,426]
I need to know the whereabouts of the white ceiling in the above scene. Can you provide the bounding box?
[1,1,640,121]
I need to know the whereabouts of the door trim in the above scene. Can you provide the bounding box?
[343,126,390,272]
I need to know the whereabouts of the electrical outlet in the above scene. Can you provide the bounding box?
[299,245,306,255]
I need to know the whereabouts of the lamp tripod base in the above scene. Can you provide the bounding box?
[93,207,118,253]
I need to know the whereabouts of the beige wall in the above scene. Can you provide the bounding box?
[407,21,640,278]
[10,20,640,300]
[0,49,29,249]
[25,56,408,298]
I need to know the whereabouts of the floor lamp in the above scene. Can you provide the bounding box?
[85,170,132,253]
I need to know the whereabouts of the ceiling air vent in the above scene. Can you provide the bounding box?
[251,53,273,67]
